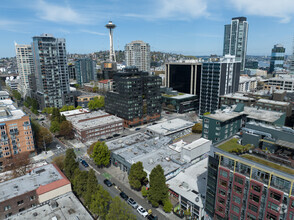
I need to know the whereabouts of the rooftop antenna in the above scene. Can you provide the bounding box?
[105,21,116,62]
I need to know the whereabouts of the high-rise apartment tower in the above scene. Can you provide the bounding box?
[223,17,248,72]
[269,44,285,73]
[125,40,150,72]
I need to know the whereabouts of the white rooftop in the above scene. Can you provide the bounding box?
[167,158,208,208]
[164,93,196,100]
[244,106,284,123]
[0,90,9,96]
[61,108,90,117]
[221,93,255,101]
[146,118,194,136]
[205,110,243,122]
[11,192,93,220]
[0,164,63,203]
[257,99,290,106]
[183,138,211,151]
[67,110,123,131]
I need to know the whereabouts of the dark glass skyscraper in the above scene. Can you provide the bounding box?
[269,44,285,73]
[105,67,161,127]
[75,58,96,86]
[223,17,248,72]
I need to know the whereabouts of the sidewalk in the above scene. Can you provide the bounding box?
[104,165,181,220]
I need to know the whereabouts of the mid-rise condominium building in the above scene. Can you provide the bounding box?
[125,40,150,72]
[199,55,241,115]
[75,58,97,86]
[14,43,34,98]
[105,67,161,127]
[0,99,35,168]
[269,44,285,74]
[32,34,72,109]
[223,17,248,72]
[264,75,294,92]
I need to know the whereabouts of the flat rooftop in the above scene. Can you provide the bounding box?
[221,93,255,101]
[162,93,196,99]
[0,90,9,96]
[167,158,208,208]
[106,132,152,151]
[0,164,64,203]
[204,110,243,122]
[67,111,123,131]
[257,99,290,106]
[244,106,284,123]
[146,118,194,135]
[0,108,26,123]
[11,192,93,220]
[61,108,90,117]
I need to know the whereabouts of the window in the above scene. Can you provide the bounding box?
[5,213,12,218]
[218,188,226,196]
[219,179,227,187]
[247,212,257,220]
[234,176,244,185]
[231,204,240,214]
[19,207,25,212]
[220,170,228,178]
[216,205,224,213]
[250,193,260,203]
[266,212,277,220]
[30,195,36,201]
[230,214,239,220]
[17,200,24,206]
[251,184,261,193]
[289,211,294,220]
[4,205,11,211]
[248,203,258,213]
[268,201,279,212]
[204,119,209,123]
[218,196,225,205]
[232,195,241,204]
[269,192,281,202]
[233,185,242,195]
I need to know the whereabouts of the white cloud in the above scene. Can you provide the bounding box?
[228,0,294,23]
[158,0,209,19]
[0,20,30,33]
[34,0,89,24]
[80,30,107,36]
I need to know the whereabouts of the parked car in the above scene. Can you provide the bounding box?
[135,128,141,131]
[147,214,158,220]
[81,160,89,168]
[137,206,148,217]
[113,133,120,137]
[104,179,113,187]
[127,198,138,209]
[119,191,129,201]
[56,144,61,149]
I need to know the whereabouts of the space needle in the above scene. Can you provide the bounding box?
[105,21,116,62]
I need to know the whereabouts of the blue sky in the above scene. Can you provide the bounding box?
[1,0,294,57]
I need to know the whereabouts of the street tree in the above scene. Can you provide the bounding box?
[141,186,148,197]
[51,107,61,122]
[148,165,169,207]
[64,149,78,180]
[106,197,136,220]
[73,169,88,197]
[50,121,60,133]
[59,121,74,139]
[85,169,99,206]
[36,127,53,150]
[90,185,112,219]
[128,161,147,190]
[163,199,173,213]
[3,152,31,177]
[52,155,65,170]
[91,141,110,167]
[87,142,96,156]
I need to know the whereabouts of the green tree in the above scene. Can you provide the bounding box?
[106,197,136,220]
[60,105,69,112]
[51,107,61,122]
[148,165,168,207]
[60,114,66,122]
[34,125,52,150]
[73,169,88,197]
[203,112,210,116]
[141,186,148,197]
[59,121,74,139]
[90,185,112,219]
[128,162,147,190]
[12,90,21,100]
[52,155,65,170]
[91,141,110,167]
[192,123,202,133]
[85,169,99,206]
[88,96,105,110]
[87,142,96,156]
[76,105,82,109]
[50,121,60,133]
[163,199,173,213]
[64,149,78,180]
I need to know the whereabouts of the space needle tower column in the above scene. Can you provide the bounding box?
[105,21,116,62]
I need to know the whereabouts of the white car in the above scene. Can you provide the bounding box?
[56,145,61,149]
[137,206,148,217]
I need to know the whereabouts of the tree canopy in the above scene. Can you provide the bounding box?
[88,96,105,110]
[85,169,99,206]
[106,197,136,220]
[128,161,147,190]
[91,141,110,167]
[64,149,78,180]
[148,165,169,207]
[59,121,74,139]
[90,185,112,219]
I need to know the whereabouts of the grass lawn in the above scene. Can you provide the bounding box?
[241,154,294,175]
[218,138,250,152]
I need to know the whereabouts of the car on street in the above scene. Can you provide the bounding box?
[119,191,129,201]
[127,198,138,209]
[56,144,61,149]
[104,179,113,187]
[147,214,158,220]
[81,160,89,168]
[137,206,148,217]
[113,133,120,137]
[135,127,141,131]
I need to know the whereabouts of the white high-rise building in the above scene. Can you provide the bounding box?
[125,40,150,72]
[223,17,248,72]
[15,43,34,97]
